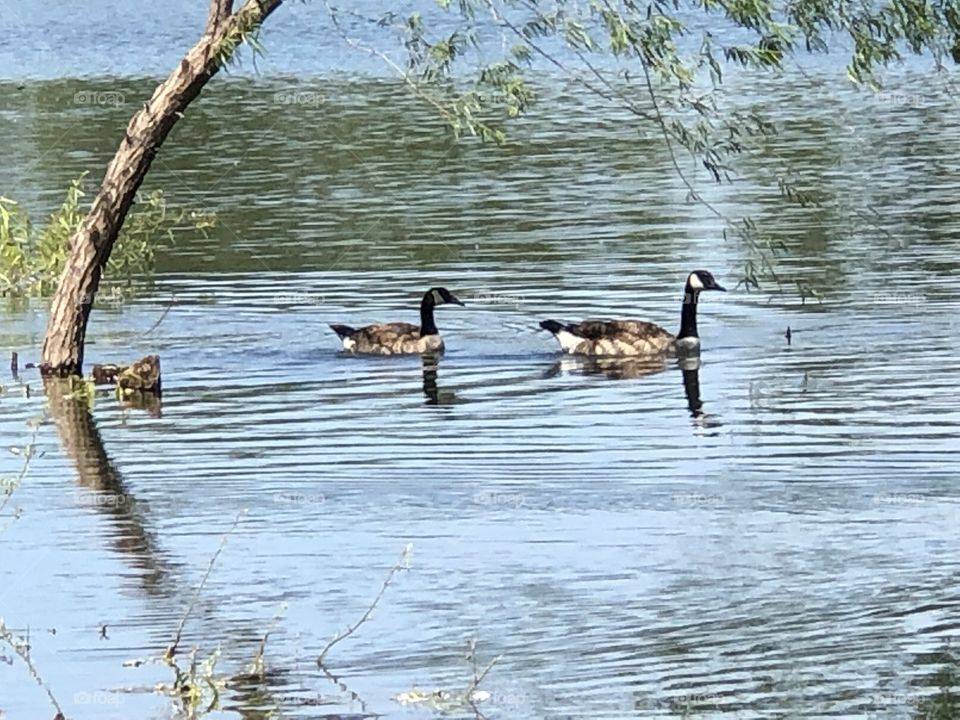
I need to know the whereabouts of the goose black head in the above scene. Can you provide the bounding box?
[686,270,726,293]
[426,287,465,307]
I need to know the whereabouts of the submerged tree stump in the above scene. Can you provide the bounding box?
[91,363,123,385]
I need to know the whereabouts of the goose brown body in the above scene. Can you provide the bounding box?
[539,270,726,358]
[330,287,463,356]
[338,323,445,355]
[545,319,676,356]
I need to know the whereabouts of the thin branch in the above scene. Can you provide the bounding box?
[141,293,177,336]
[463,639,500,718]
[323,3,457,123]
[0,621,65,718]
[317,544,412,666]
[0,420,44,525]
[492,0,659,122]
[466,652,501,699]
[574,47,658,123]
[249,601,287,678]
[609,8,785,288]
[637,51,720,216]
[166,512,244,662]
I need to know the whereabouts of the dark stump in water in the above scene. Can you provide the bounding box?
[91,355,162,394]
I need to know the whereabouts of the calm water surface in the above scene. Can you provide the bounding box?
[2,8,960,719]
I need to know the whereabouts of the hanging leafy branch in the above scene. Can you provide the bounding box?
[324,0,957,298]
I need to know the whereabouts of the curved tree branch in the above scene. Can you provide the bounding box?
[40,0,285,376]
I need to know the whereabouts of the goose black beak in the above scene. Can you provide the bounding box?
[450,295,465,306]
[713,284,727,292]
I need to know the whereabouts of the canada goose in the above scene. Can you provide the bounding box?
[539,270,726,357]
[330,287,464,355]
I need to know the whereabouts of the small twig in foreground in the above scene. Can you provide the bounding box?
[0,620,65,718]
[392,639,500,714]
[166,511,245,662]
[1,418,45,531]
[317,543,412,666]
[249,602,287,677]
[466,644,501,696]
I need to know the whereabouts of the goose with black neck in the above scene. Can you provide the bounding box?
[539,270,726,357]
[330,287,464,356]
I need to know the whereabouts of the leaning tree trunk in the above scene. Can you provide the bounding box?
[40,0,284,376]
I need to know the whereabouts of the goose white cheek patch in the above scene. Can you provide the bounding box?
[687,273,704,290]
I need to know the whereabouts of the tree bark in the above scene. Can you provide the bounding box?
[40,0,284,376]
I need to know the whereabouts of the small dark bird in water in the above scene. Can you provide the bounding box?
[330,287,464,355]
[785,326,792,345]
[539,270,726,357]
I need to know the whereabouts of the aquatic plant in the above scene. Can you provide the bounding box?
[393,637,502,712]
[157,514,243,718]
[0,418,44,532]
[0,174,216,301]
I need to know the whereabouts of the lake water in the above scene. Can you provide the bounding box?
[2,5,960,719]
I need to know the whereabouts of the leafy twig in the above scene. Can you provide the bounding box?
[323,3,456,123]
[317,543,412,666]
[1,419,44,527]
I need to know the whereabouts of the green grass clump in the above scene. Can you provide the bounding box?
[1,174,216,301]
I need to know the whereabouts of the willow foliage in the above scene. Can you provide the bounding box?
[327,0,958,295]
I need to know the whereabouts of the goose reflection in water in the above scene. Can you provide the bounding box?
[545,355,721,428]
[421,353,459,406]
[677,356,716,428]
